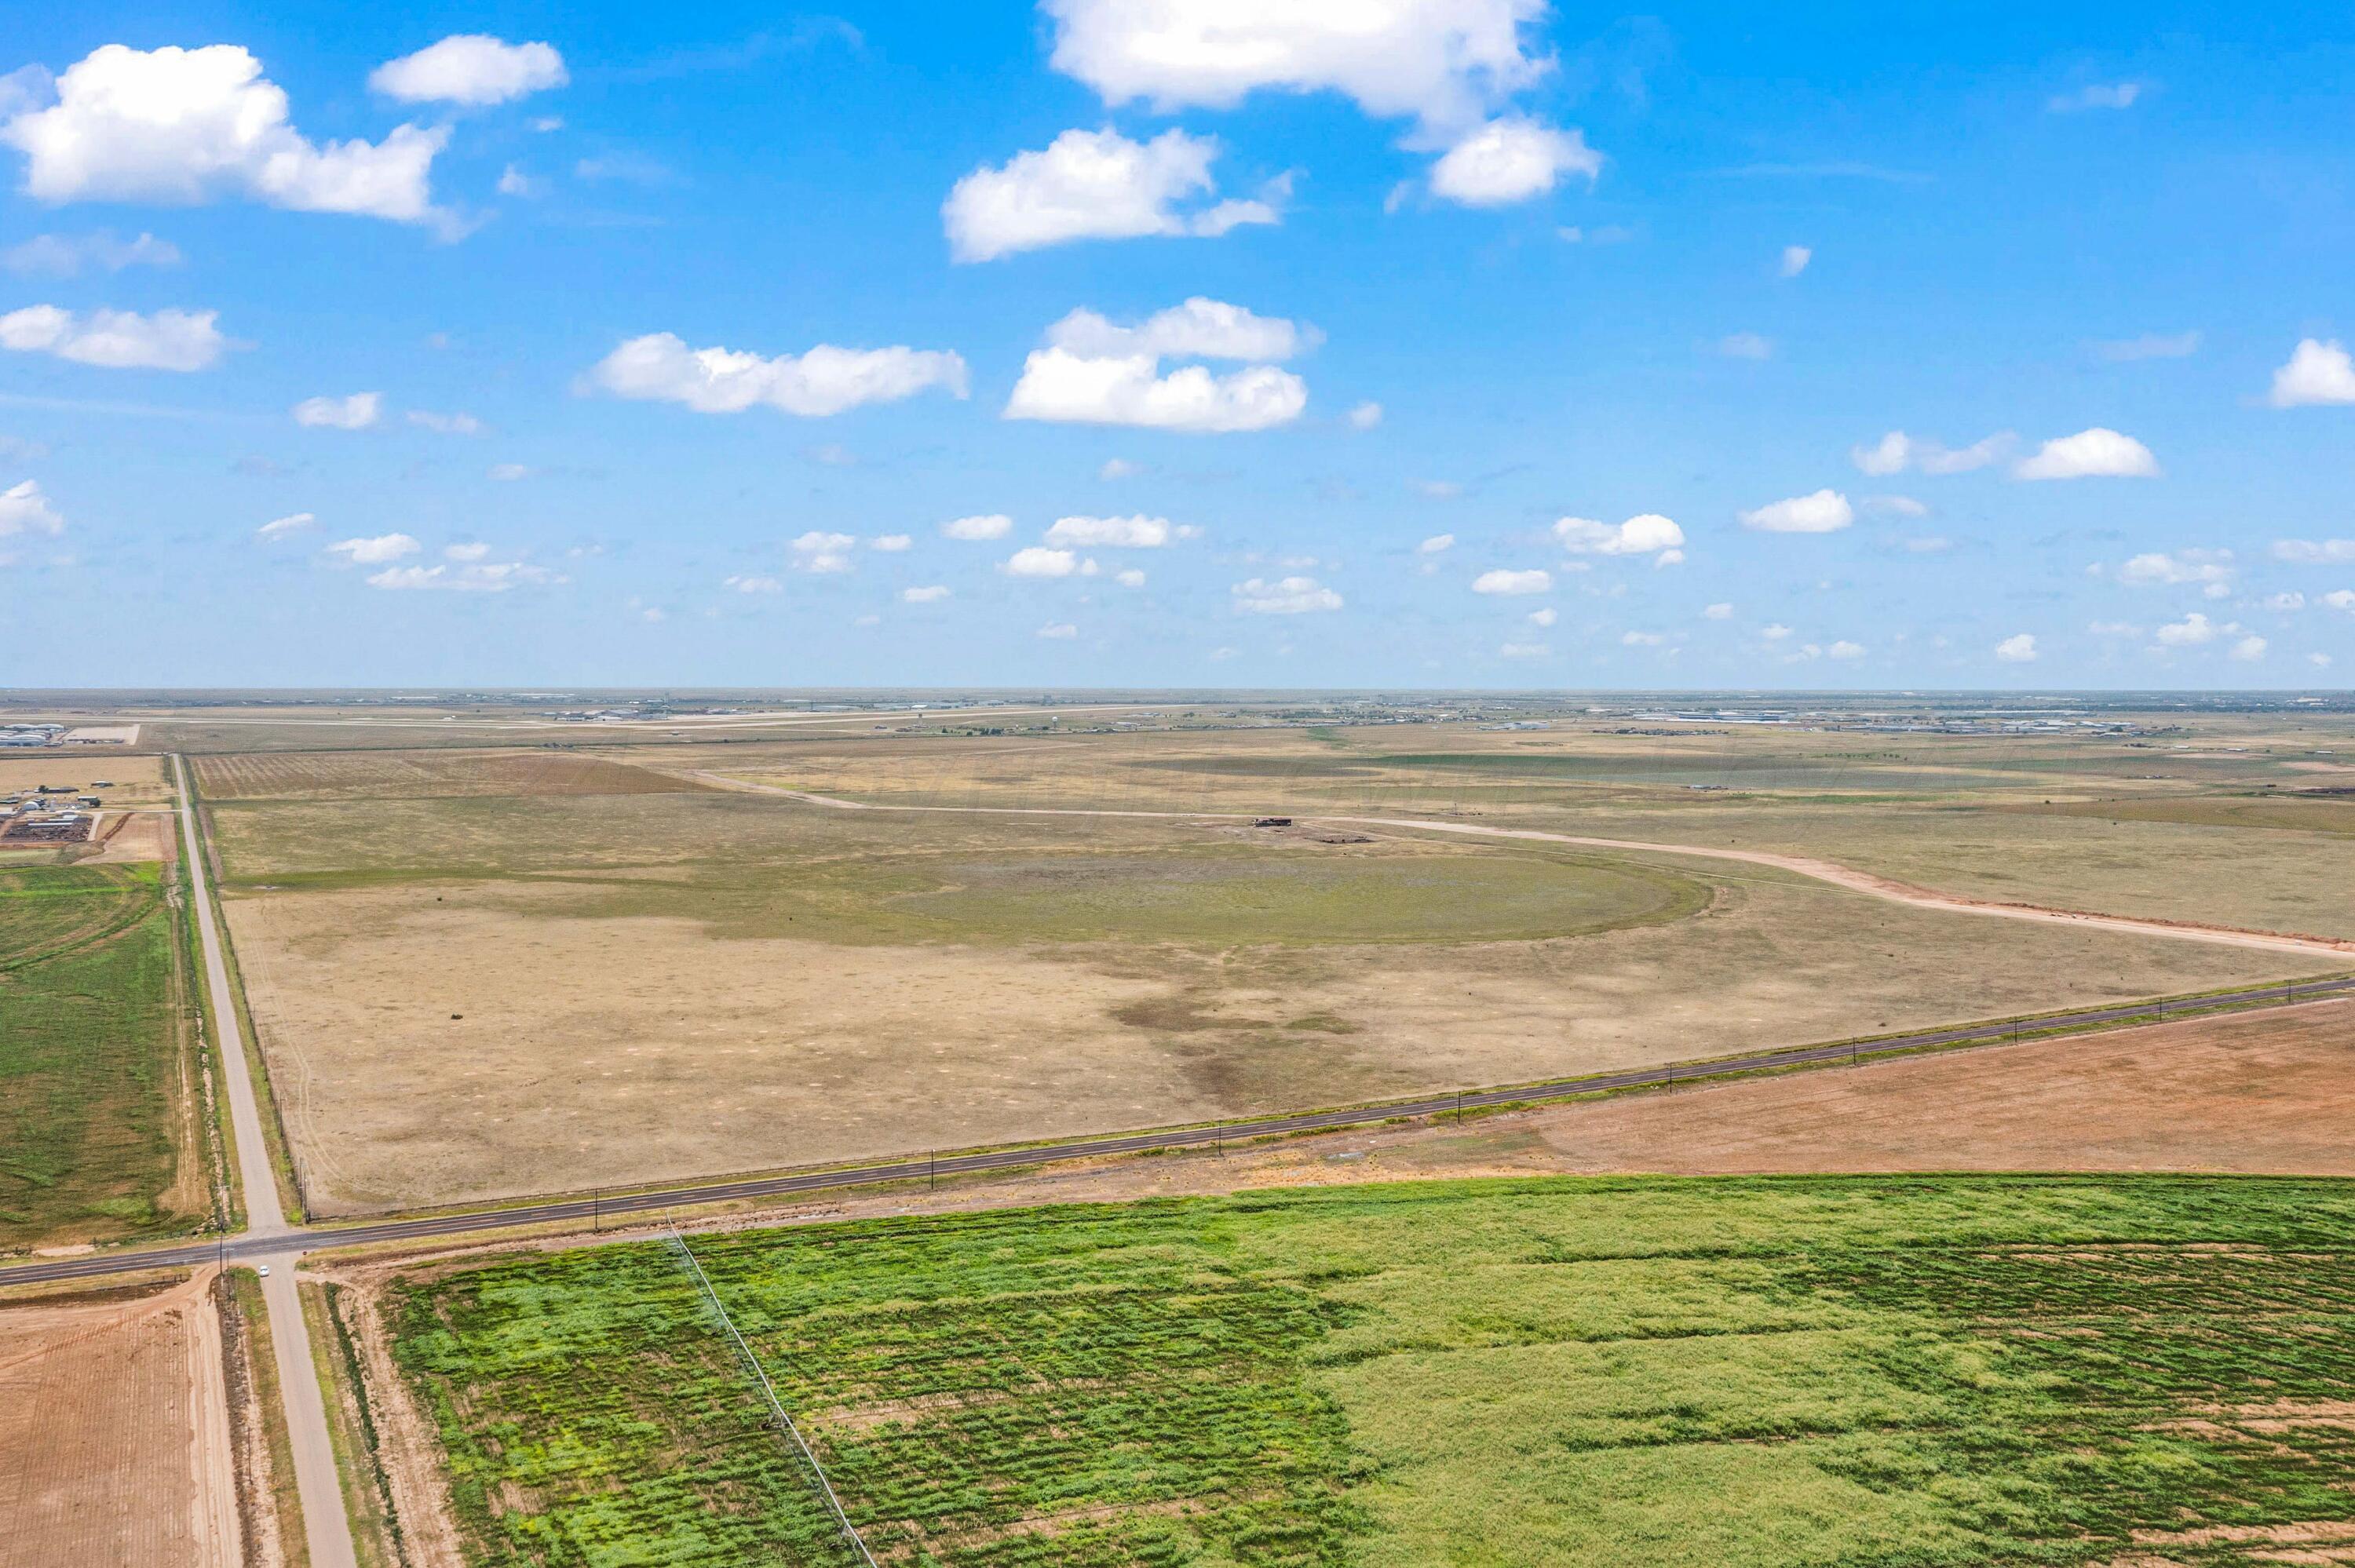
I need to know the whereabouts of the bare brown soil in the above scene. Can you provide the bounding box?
[0,1270,239,1568]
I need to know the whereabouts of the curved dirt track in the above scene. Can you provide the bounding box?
[697,775,2355,962]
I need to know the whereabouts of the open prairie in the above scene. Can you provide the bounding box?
[192,723,2347,1215]
[372,1175,2355,1568]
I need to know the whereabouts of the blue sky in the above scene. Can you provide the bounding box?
[2,2,2353,688]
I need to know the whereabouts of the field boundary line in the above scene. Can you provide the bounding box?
[668,1220,878,1567]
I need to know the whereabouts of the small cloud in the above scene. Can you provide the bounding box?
[1555,512,1685,560]
[1994,632,2038,662]
[1740,489,1853,534]
[1036,622,1079,639]
[487,462,532,482]
[2016,427,2160,480]
[803,442,857,466]
[1044,513,1185,548]
[1347,400,1382,429]
[2,230,181,277]
[2269,339,2355,408]
[2155,611,2234,647]
[1849,429,2013,476]
[1115,567,1146,587]
[2265,592,2306,612]
[371,35,568,106]
[1232,575,1341,614]
[1499,641,1550,658]
[1528,607,1557,626]
[1429,117,1602,207]
[869,534,912,552]
[496,164,542,198]
[2230,634,2268,662]
[0,480,67,538]
[1417,534,1455,555]
[1762,623,1793,640]
[1778,244,1812,278]
[943,512,1013,541]
[1410,479,1463,499]
[1901,535,1954,554]
[2050,81,2144,112]
[790,530,856,573]
[1703,602,1733,620]
[0,304,228,371]
[901,584,950,603]
[724,574,781,593]
[293,392,382,430]
[444,541,490,561]
[1098,458,1142,480]
[327,532,420,565]
[2093,330,2200,363]
[2311,652,2335,669]
[1863,494,1927,518]
[1717,331,1773,359]
[2118,549,2232,595]
[2273,538,2355,564]
[1827,640,1867,659]
[1473,567,1551,595]
[407,409,484,436]
[1005,546,1079,578]
[255,510,315,540]
[1622,630,1664,646]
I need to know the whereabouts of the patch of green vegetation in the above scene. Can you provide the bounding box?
[391,1176,2355,1567]
[0,862,196,1251]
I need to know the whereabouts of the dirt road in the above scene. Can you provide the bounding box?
[173,757,358,1568]
[714,779,2355,960]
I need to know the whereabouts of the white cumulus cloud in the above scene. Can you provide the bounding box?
[1429,117,1599,206]
[1046,0,1550,130]
[790,530,856,573]
[902,585,951,603]
[1006,546,1080,578]
[870,534,912,552]
[368,559,554,592]
[1232,574,1341,614]
[1994,633,2038,662]
[1703,602,1733,620]
[2230,634,2268,662]
[1779,244,1812,278]
[2155,611,2234,647]
[1006,347,1304,432]
[1348,400,1382,429]
[2,45,447,224]
[1827,640,1867,660]
[327,532,418,564]
[587,334,968,417]
[1473,567,1551,595]
[1554,512,1684,560]
[1740,489,1853,533]
[2269,339,2355,407]
[370,36,566,107]
[0,304,226,370]
[942,128,1278,262]
[293,391,382,429]
[2118,549,2233,596]
[1044,513,1189,548]
[943,513,1013,541]
[2014,427,2160,480]
[0,479,64,538]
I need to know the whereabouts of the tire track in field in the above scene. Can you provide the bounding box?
[692,773,2355,961]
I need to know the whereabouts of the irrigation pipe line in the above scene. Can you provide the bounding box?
[668,1218,878,1567]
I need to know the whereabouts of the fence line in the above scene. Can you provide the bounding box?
[668,1220,878,1567]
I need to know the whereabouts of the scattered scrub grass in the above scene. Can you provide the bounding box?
[391,1175,2355,1566]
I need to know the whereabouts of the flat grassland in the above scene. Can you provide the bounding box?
[382,1175,2355,1567]
[0,861,208,1252]
[196,745,2322,1215]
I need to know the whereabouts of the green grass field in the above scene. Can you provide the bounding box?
[389,1176,2355,1566]
[0,862,203,1250]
